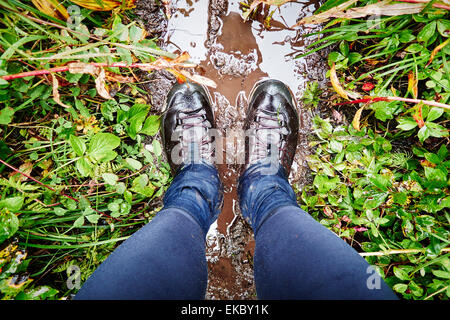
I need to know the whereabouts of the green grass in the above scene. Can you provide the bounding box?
[0,0,172,299]
[0,0,449,300]
[299,0,449,300]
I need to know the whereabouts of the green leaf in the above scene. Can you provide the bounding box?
[369,174,391,192]
[313,115,333,139]
[424,167,446,183]
[424,152,441,165]
[76,158,92,177]
[151,139,162,157]
[15,286,58,300]
[54,207,67,216]
[0,197,24,212]
[427,122,448,138]
[431,270,450,279]
[437,20,450,38]
[313,175,340,194]
[102,173,118,185]
[397,117,417,131]
[73,216,85,228]
[140,115,160,136]
[364,193,388,210]
[69,135,86,157]
[116,182,126,194]
[329,140,343,153]
[417,125,431,143]
[127,110,148,139]
[408,281,423,297]
[371,101,401,121]
[393,266,411,281]
[426,107,444,122]
[85,214,100,224]
[125,158,142,170]
[88,133,121,162]
[393,283,408,293]
[405,43,424,54]
[0,107,14,125]
[130,174,155,197]
[399,29,415,43]
[129,25,144,43]
[417,21,436,43]
[127,103,150,118]
[0,210,19,244]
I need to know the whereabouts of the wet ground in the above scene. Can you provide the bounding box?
[138,0,327,299]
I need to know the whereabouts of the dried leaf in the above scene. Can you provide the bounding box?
[166,68,187,84]
[9,162,33,182]
[51,74,71,108]
[178,70,217,88]
[161,0,172,19]
[352,105,365,131]
[408,70,418,99]
[243,0,295,21]
[70,0,136,11]
[31,0,69,20]
[172,51,191,64]
[413,104,425,128]
[67,62,98,74]
[330,63,348,100]
[105,70,135,83]
[426,38,450,67]
[294,0,426,26]
[330,63,361,100]
[95,68,113,100]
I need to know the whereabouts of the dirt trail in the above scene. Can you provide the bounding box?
[140,0,327,299]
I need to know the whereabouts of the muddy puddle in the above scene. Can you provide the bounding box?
[141,0,327,299]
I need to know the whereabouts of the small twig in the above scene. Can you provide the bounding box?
[424,285,449,300]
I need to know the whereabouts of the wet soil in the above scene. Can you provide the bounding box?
[138,0,328,299]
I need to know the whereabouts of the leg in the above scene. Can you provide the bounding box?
[75,163,223,300]
[76,82,223,299]
[239,79,397,299]
[239,162,397,299]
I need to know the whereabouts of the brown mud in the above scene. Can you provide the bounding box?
[138,0,327,299]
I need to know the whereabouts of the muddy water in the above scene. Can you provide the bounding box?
[162,0,325,299]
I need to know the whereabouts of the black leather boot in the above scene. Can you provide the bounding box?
[161,82,216,173]
[244,79,299,175]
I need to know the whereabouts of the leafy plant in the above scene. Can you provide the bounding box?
[302,115,449,300]
[0,0,173,299]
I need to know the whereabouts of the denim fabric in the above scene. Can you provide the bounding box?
[164,162,223,235]
[238,160,298,233]
[76,161,397,300]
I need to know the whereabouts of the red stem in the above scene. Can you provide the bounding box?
[336,96,450,110]
[1,62,158,81]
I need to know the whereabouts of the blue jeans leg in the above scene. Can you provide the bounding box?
[75,162,223,300]
[238,161,398,299]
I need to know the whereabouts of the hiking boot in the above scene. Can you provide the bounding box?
[161,82,216,173]
[244,79,299,175]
